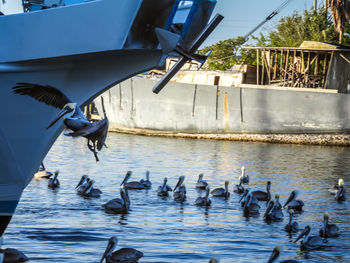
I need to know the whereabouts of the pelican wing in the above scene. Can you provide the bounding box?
[12,82,72,109]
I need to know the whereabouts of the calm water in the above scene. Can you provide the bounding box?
[3,133,350,262]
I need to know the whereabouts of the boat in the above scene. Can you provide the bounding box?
[0,0,222,236]
[94,41,350,145]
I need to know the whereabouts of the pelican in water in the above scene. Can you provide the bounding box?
[0,248,28,263]
[239,166,249,184]
[252,181,271,201]
[157,177,172,197]
[329,179,343,195]
[208,258,219,263]
[264,197,283,222]
[139,171,152,189]
[319,212,339,238]
[195,186,211,206]
[13,82,109,162]
[120,171,145,190]
[283,190,304,211]
[233,177,244,194]
[102,188,130,214]
[34,162,53,180]
[76,175,90,194]
[294,225,324,250]
[48,170,60,189]
[241,190,260,215]
[335,179,346,201]
[211,181,230,199]
[196,173,208,189]
[173,176,185,193]
[81,179,102,198]
[285,209,298,233]
[173,184,187,202]
[100,236,143,263]
[267,246,300,263]
[239,188,250,207]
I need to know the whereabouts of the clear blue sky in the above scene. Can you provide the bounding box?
[204,0,322,46]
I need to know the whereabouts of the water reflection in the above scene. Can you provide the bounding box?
[2,133,350,262]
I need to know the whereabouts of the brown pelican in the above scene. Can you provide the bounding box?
[264,198,283,222]
[157,177,172,197]
[102,188,130,214]
[233,177,244,194]
[82,179,102,198]
[13,83,109,162]
[335,179,346,201]
[0,248,28,263]
[267,246,300,263]
[100,236,143,263]
[195,186,211,206]
[283,190,304,211]
[76,175,90,194]
[242,191,260,215]
[120,171,145,190]
[139,171,152,189]
[239,166,249,184]
[294,225,324,250]
[211,181,230,199]
[173,184,187,202]
[239,188,250,207]
[319,212,339,238]
[285,209,298,233]
[48,170,60,189]
[329,179,343,195]
[195,173,208,189]
[252,181,271,201]
[208,258,219,263]
[173,176,185,193]
[34,162,53,180]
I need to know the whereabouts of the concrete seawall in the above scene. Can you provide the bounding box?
[95,76,350,146]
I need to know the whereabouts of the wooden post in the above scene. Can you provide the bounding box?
[261,49,265,85]
[256,49,259,85]
[273,49,278,80]
[306,51,311,87]
[291,50,296,87]
[280,50,284,82]
[283,50,289,86]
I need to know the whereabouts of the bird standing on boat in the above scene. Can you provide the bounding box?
[139,171,152,189]
[285,209,298,233]
[252,181,271,201]
[335,179,346,201]
[196,173,208,189]
[12,82,109,162]
[157,177,172,197]
[48,170,60,189]
[120,171,145,190]
[239,166,249,184]
[294,225,324,250]
[34,162,53,180]
[233,177,244,194]
[283,190,304,211]
[100,236,143,263]
[195,186,211,206]
[319,212,339,238]
[267,246,299,263]
[211,180,230,199]
[102,188,130,214]
[329,179,343,195]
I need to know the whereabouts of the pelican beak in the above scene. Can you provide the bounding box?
[264,201,274,218]
[267,247,281,263]
[174,176,184,192]
[239,190,248,203]
[75,176,86,189]
[294,227,307,243]
[46,106,71,129]
[100,239,113,263]
[283,191,295,208]
[120,172,131,186]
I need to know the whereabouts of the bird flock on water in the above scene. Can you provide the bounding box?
[9,165,342,263]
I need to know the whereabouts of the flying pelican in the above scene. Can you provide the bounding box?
[242,191,260,215]
[195,173,208,189]
[329,179,343,195]
[284,209,298,233]
[12,82,109,162]
[34,162,53,180]
[252,181,271,201]
[211,181,230,199]
[76,175,90,194]
[267,246,300,263]
[239,166,249,184]
[294,225,324,250]
[264,198,283,222]
[283,190,304,211]
[48,170,60,189]
[335,179,346,201]
[139,171,152,189]
[173,184,187,202]
[100,236,143,263]
[102,188,130,214]
[195,186,211,206]
[319,212,339,238]
[120,171,145,190]
[157,177,172,197]
[81,179,102,198]
[233,177,244,194]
